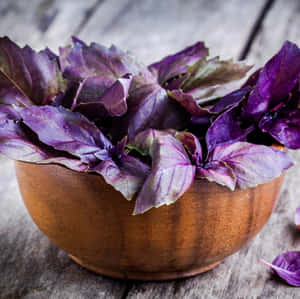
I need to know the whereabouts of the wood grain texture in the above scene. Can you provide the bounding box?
[79,0,268,63]
[247,0,300,66]
[0,0,100,51]
[1,0,300,298]
[15,162,284,281]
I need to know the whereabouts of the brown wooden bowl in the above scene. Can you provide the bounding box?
[15,161,284,281]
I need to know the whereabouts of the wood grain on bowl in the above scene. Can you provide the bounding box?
[15,161,284,280]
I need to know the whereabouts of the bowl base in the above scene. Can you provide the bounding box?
[69,255,222,281]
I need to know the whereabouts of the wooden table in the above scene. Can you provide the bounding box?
[1,0,300,298]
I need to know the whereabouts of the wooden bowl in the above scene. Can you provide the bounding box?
[15,161,284,281]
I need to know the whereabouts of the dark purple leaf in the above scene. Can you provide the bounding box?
[210,87,250,113]
[243,41,300,120]
[260,252,300,286]
[134,134,195,214]
[114,75,186,140]
[113,136,128,157]
[70,77,88,109]
[168,89,211,116]
[242,68,261,87]
[206,105,254,153]
[169,87,250,121]
[91,154,150,200]
[174,131,202,165]
[189,114,212,127]
[0,37,65,106]
[209,142,293,189]
[20,105,112,164]
[41,47,58,61]
[0,120,86,171]
[75,73,132,119]
[0,104,20,121]
[127,86,173,138]
[196,161,236,190]
[72,101,107,122]
[59,37,146,104]
[0,75,29,106]
[149,42,208,87]
[259,108,300,149]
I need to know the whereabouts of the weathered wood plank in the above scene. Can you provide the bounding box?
[247,0,300,66]
[79,0,268,63]
[0,0,101,51]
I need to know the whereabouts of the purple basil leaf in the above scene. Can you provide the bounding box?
[75,73,132,119]
[181,57,251,93]
[0,75,30,107]
[0,120,49,162]
[260,252,300,286]
[188,81,247,106]
[113,136,128,157]
[196,161,236,190]
[127,86,173,138]
[0,37,65,106]
[20,105,112,164]
[295,206,300,229]
[0,120,86,171]
[168,89,212,116]
[206,105,254,153]
[114,75,186,140]
[209,142,293,189]
[242,68,261,87]
[0,104,20,121]
[189,114,212,127]
[60,37,143,80]
[127,128,178,158]
[73,102,108,122]
[163,75,189,91]
[174,131,203,165]
[90,73,132,117]
[168,59,251,115]
[243,41,300,120]
[59,37,146,104]
[169,87,250,119]
[210,87,250,113]
[149,42,208,87]
[129,128,201,162]
[128,128,169,156]
[91,154,150,200]
[70,77,88,110]
[134,134,195,214]
[259,109,300,149]
[41,47,58,61]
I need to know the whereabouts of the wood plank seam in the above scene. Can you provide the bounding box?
[72,0,106,36]
[239,0,276,60]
